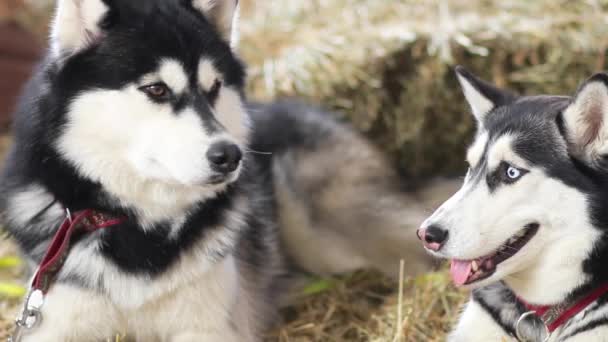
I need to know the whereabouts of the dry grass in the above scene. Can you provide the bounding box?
[264,268,465,342]
[239,0,608,181]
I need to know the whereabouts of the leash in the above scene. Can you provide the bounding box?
[515,282,608,341]
[8,209,125,342]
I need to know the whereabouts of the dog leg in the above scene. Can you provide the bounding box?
[449,298,515,342]
[19,284,122,342]
[132,256,258,342]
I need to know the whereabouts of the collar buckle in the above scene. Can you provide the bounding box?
[65,208,73,224]
[515,311,550,342]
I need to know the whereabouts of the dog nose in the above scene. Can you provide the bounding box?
[417,225,449,251]
[206,142,242,173]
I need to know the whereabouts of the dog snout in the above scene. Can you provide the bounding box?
[207,141,243,174]
[417,225,449,251]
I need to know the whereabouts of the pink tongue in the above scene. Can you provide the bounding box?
[450,259,472,286]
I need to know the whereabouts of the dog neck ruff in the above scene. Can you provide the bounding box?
[515,283,608,341]
[9,209,125,342]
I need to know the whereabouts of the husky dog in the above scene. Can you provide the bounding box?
[0,0,434,340]
[419,67,608,341]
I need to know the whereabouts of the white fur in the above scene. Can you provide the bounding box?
[198,58,250,144]
[449,300,513,342]
[198,59,220,91]
[452,296,608,342]
[423,133,600,304]
[56,196,247,308]
[56,58,248,226]
[153,60,189,95]
[563,81,608,164]
[229,2,241,49]
[456,73,495,122]
[6,184,63,229]
[51,0,109,57]
[485,134,530,170]
[21,255,254,342]
[557,303,608,341]
[20,198,253,341]
[466,131,488,168]
[214,86,251,145]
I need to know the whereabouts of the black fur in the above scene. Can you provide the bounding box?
[459,70,608,340]
[0,0,252,278]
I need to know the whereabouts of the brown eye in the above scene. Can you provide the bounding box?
[139,83,171,101]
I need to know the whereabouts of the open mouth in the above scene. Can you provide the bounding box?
[450,223,539,286]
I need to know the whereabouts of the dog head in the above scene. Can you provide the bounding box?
[40,0,246,223]
[420,67,608,304]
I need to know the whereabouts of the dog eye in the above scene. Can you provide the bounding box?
[502,163,527,183]
[507,166,520,179]
[139,83,172,101]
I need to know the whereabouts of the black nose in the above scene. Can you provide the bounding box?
[206,142,242,173]
[424,225,449,246]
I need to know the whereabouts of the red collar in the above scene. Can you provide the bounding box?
[31,209,125,294]
[516,283,608,335]
[10,209,125,341]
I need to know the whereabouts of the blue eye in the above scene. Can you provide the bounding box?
[506,166,521,180]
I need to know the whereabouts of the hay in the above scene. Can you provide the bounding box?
[1,0,606,340]
[240,0,608,182]
[262,267,465,342]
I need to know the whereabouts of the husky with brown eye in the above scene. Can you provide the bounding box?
[0,0,434,340]
[419,67,608,341]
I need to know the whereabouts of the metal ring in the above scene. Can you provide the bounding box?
[515,311,550,342]
[23,309,41,330]
[65,208,73,223]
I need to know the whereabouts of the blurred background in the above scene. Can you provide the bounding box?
[0,0,607,341]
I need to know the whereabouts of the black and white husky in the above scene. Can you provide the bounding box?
[420,67,608,341]
[0,0,434,341]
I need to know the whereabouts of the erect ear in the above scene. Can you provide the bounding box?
[455,66,516,126]
[50,0,113,57]
[191,0,240,48]
[562,73,608,163]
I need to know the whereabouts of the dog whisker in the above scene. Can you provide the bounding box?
[244,149,273,155]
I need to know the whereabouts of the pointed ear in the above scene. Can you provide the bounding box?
[455,66,516,125]
[562,73,608,162]
[50,0,112,57]
[192,0,240,48]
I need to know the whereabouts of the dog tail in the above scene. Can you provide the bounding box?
[248,100,457,278]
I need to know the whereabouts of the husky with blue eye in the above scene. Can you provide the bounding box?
[420,67,608,341]
[0,0,434,340]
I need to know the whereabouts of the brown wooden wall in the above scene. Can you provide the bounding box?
[0,23,41,131]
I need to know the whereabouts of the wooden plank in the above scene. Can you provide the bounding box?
[0,23,41,130]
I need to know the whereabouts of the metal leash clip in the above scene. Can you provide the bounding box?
[515,311,551,342]
[65,208,73,224]
[8,289,44,342]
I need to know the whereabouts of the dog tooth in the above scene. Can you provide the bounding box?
[472,260,479,272]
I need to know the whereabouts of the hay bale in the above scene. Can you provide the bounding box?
[240,0,608,182]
